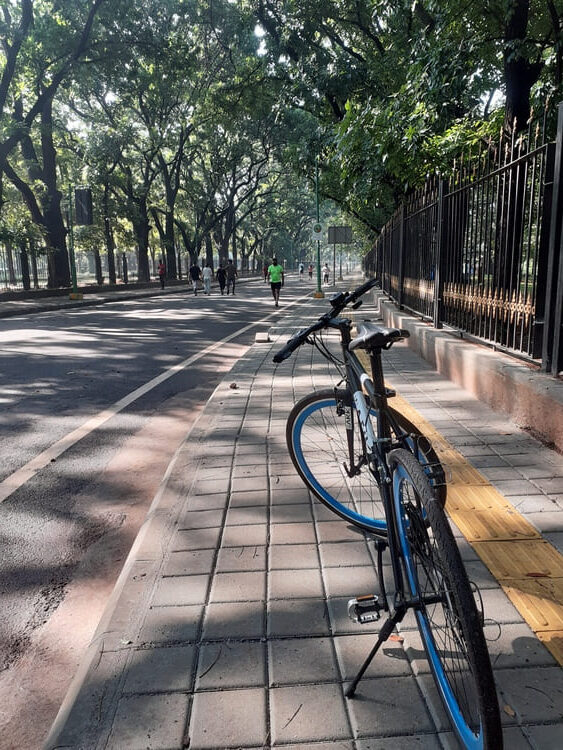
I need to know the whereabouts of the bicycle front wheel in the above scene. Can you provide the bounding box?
[286,388,386,533]
[390,448,502,749]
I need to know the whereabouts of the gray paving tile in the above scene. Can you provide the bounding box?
[524,510,563,534]
[269,543,320,570]
[107,692,190,750]
[346,675,434,738]
[231,474,269,492]
[483,621,557,669]
[323,565,379,598]
[162,549,215,577]
[123,645,196,693]
[479,587,525,624]
[203,600,265,640]
[196,641,266,689]
[319,540,374,568]
[193,476,231,495]
[269,568,324,599]
[268,598,330,637]
[271,503,313,524]
[270,683,351,744]
[229,489,269,506]
[495,666,563,723]
[152,574,210,607]
[172,527,221,551]
[215,544,266,572]
[225,505,268,525]
[357,736,442,749]
[334,633,411,680]
[268,636,339,686]
[270,521,317,545]
[138,605,203,644]
[270,486,311,504]
[221,523,267,547]
[316,521,367,544]
[210,570,266,602]
[510,495,562,513]
[525,723,563,749]
[189,687,267,748]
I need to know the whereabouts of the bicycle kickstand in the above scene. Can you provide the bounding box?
[345,605,406,698]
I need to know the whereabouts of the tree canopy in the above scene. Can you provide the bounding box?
[0,0,561,286]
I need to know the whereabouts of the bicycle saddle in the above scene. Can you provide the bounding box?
[349,323,409,351]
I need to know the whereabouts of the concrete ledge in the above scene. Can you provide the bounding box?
[378,296,563,454]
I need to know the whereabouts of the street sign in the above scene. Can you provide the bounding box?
[328,225,352,244]
[311,222,323,241]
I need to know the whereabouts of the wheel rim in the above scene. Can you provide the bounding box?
[393,466,484,749]
[291,397,387,532]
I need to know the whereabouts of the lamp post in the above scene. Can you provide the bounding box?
[313,156,324,298]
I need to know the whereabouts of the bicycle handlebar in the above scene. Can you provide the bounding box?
[273,277,378,363]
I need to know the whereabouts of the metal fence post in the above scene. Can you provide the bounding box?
[397,204,406,308]
[433,180,447,329]
[541,102,563,374]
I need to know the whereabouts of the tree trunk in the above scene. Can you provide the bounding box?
[205,234,213,270]
[503,0,542,135]
[134,198,151,282]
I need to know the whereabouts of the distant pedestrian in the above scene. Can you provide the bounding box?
[268,256,284,308]
[299,262,304,278]
[216,263,227,294]
[202,264,213,294]
[189,260,201,295]
[263,264,268,282]
[157,258,166,289]
[322,263,330,285]
[226,259,238,295]
[308,264,313,280]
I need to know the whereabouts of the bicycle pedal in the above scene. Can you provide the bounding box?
[347,594,381,624]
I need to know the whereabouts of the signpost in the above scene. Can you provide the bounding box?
[328,225,353,281]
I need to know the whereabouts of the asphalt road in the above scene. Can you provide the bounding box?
[0,276,309,748]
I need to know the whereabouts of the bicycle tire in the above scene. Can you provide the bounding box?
[286,388,387,533]
[286,389,446,531]
[390,448,502,749]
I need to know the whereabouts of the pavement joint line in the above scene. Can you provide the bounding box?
[384,381,563,666]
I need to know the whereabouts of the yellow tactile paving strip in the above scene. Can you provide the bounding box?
[385,387,563,666]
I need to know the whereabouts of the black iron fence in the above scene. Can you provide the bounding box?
[365,102,563,377]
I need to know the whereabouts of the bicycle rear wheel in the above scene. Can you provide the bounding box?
[390,449,502,749]
[286,388,386,533]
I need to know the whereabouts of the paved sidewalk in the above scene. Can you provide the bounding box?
[45,291,563,749]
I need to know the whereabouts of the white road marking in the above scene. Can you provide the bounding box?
[0,296,305,504]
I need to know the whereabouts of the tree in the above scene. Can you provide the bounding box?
[0,0,109,286]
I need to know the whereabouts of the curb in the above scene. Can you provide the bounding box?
[378,294,563,454]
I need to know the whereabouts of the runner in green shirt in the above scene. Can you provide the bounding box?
[267,257,285,307]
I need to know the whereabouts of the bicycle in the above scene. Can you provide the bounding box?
[273,277,503,750]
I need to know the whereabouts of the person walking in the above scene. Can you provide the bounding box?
[157,258,166,289]
[189,259,201,295]
[268,256,284,308]
[263,263,268,282]
[322,263,330,285]
[299,262,304,278]
[226,259,238,295]
[216,263,227,295]
[202,263,213,294]
[308,263,313,280]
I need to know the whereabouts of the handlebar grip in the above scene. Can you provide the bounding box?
[273,335,302,363]
[351,277,377,301]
